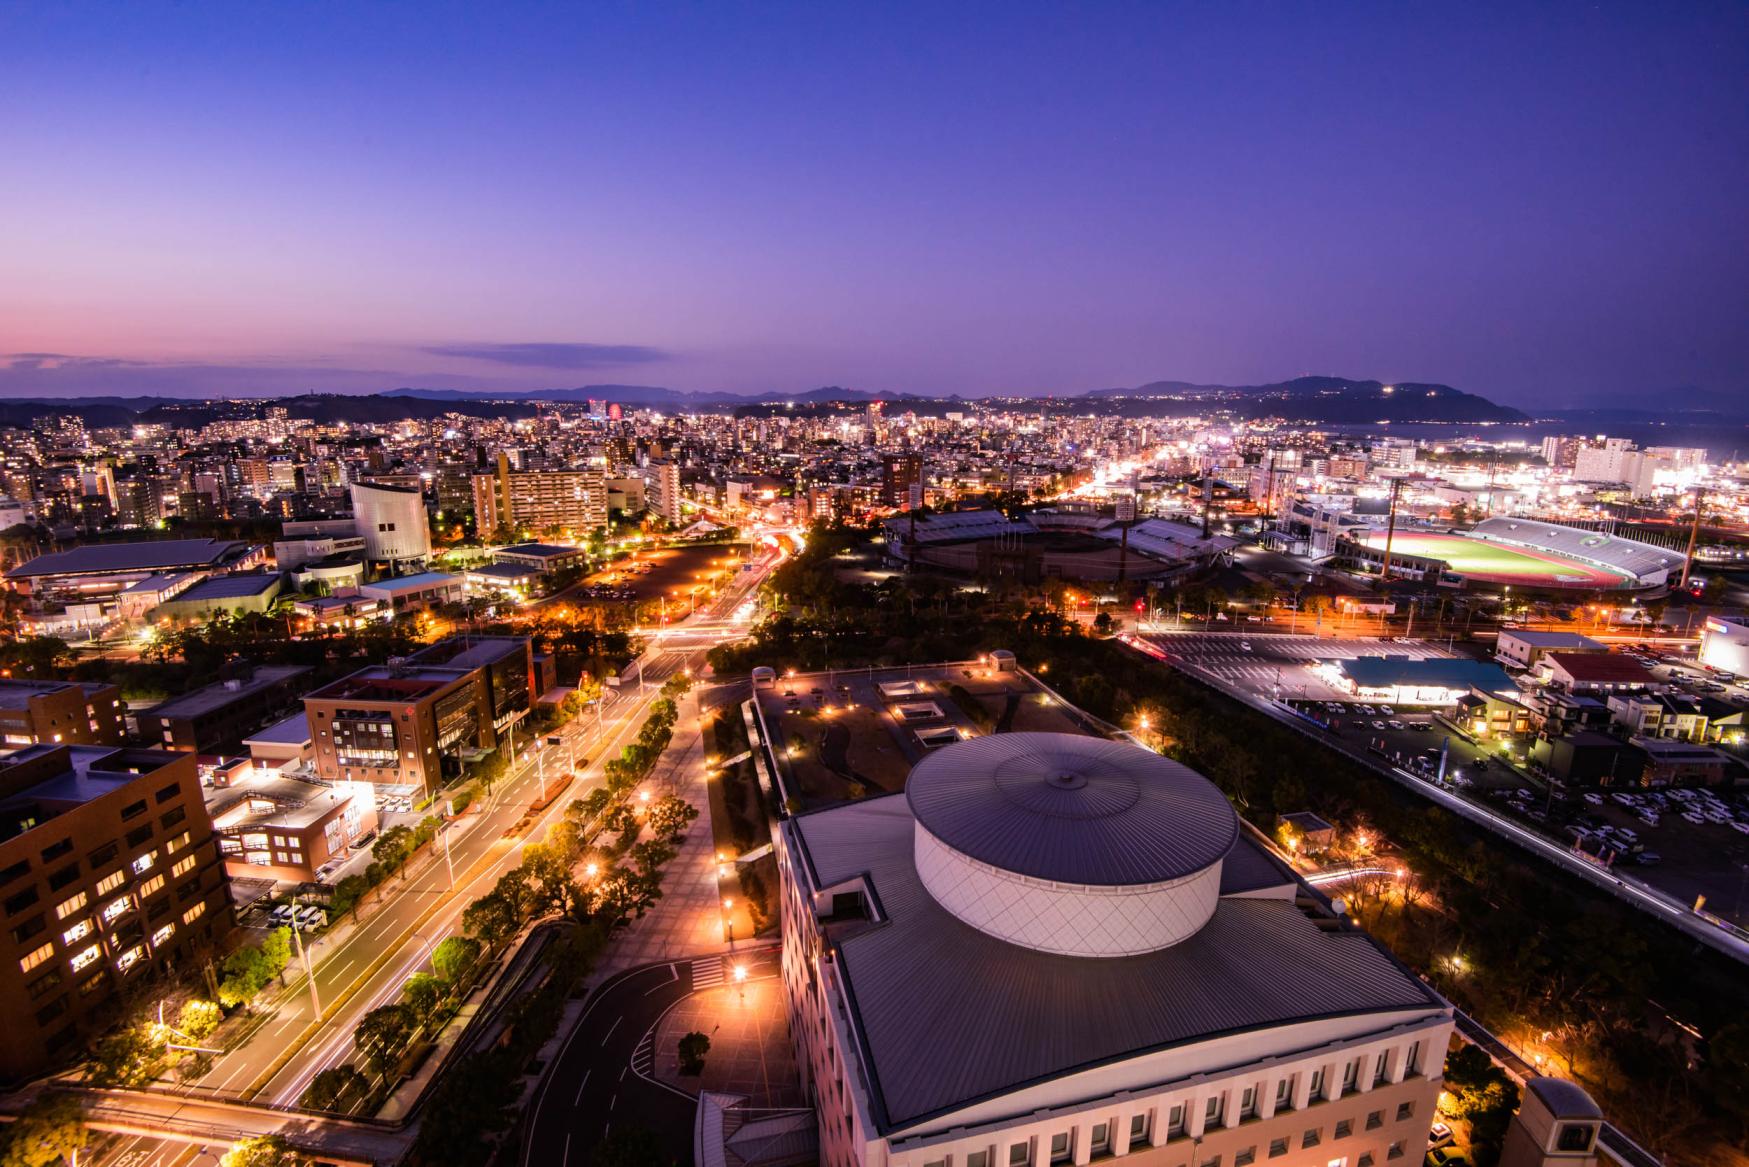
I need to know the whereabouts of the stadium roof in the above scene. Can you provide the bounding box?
[4,539,249,579]
[1339,656,1515,693]
[790,794,1444,1132]
[905,734,1237,886]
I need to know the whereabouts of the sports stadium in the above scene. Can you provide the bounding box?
[1341,517,1678,595]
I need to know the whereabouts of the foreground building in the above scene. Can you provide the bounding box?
[0,744,232,1081]
[779,733,1452,1167]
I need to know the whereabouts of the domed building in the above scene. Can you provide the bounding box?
[778,732,1452,1167]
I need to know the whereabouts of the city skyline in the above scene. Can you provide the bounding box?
[5,2,1747,408]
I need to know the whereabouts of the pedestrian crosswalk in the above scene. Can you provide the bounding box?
[631,1030,654,1077]
[690,956,725,989]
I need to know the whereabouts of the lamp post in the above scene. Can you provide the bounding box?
[723,897,735,947]
[290,912,321,1021]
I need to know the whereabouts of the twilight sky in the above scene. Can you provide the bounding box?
[2,2,1746,409]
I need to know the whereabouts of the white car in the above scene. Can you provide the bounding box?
[1584,793,1604,805]
[1240,641,1252,652]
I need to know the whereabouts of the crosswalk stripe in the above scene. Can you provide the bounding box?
[691,957,724,988]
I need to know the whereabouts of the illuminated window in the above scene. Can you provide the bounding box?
[61,918,92,946]
[19,942,54,973]
[116,946,144,971]
[101,897,131,924]
[172,855,197,878]
[182,902,206,925]
[130,851,157,875]
[150,923,174,947]
[70,945,100,972]
[139,875,165,898]
[165,830,191,855]
[96,870,126,896]
[54,892,87,920]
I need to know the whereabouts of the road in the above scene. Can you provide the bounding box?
[1124,631,1749,966]
[174,538,787,1109]
[523,946,782,1167]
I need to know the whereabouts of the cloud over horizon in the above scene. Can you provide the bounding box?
[418,342,669,370]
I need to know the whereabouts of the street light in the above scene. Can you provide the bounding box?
[723,897,736,947]
[733,963,748,1002]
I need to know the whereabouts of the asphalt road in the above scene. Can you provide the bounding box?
[176,543,785,1109]
[523,946,782,1167]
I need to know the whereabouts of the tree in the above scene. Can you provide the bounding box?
[401,972,446,1025]
[677,1031,710,1075]
[353,1003,415,1075]
[87,1026,158,1087]
[299,1064,369,1113]
[462,892,518,947]
[645,795,698,843]
[0,1093,87,1167]
[433,935,483,984]
[178,998,223,1040]
[220,1134,309,1167]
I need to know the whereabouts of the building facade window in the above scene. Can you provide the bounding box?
[19,942,54,973]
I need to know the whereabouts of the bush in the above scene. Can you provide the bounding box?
[433,935,483,983]
[450,788,474,815]
[178,999,223,1040]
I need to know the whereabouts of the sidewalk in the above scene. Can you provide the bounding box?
[600,690,741,974]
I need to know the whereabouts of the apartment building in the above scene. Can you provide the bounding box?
[472,453,606,536]
[778,733,1452,1167]
[0,679,125,748]
[0,744,233,1082]
[647,461,682,525]
[302,636,534,795]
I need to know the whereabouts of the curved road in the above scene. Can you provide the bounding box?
[524,946,782,1167]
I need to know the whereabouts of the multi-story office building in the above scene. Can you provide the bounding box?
[302,637,534,794]
[779,734,1452,1167]
[471,453,606,537]
[134,665,312,756]
[0,680,125,748]
[0,744,233,1082]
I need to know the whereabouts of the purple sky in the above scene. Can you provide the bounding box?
[2,2,1745,408]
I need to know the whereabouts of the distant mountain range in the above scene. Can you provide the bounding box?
[0,375,1552,427]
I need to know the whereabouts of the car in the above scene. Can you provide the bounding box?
[1372,719,1386,729]
[1635,852,1661,866]
[1428,1120,1454,1148]
[546,735,563,748]
[1427,1147,1468,1167]
[1583,793,1604,805]
[1240,641,1252,652]
[1379,705,1395,715]
[1388,720,1405,730]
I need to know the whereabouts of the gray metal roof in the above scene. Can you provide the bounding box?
[792,795,1444,1132]
[1526,1076,1602,1119]
[5,538,248,579]
[904,734,1238,885]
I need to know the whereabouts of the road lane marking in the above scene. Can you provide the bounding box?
[600,1015,621,1043]
[573,1068,591,1107]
